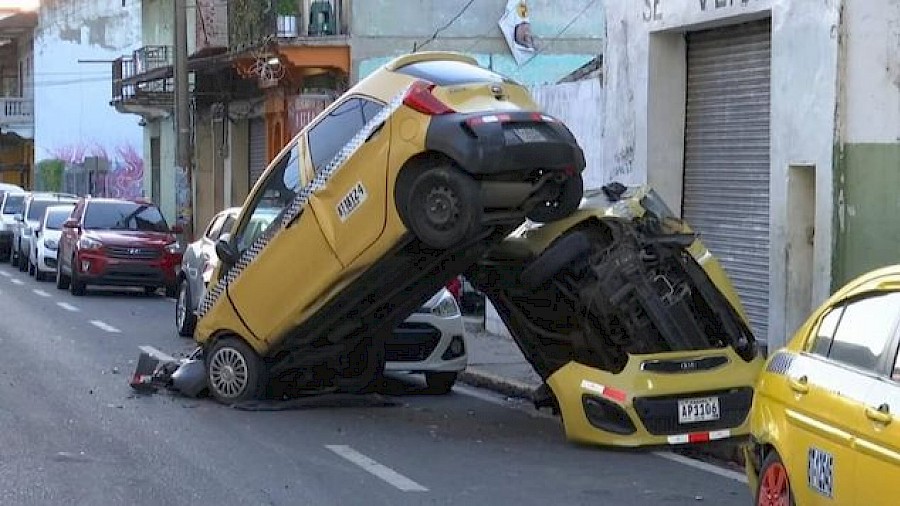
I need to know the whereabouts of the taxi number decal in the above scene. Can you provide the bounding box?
[336,182,368,222]
[807,447,834,498]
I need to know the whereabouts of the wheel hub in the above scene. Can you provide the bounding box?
[209,348,248,398]
[425,186,459,229]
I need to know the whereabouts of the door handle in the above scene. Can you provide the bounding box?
[866,404,893,425]
[788,375,809,394]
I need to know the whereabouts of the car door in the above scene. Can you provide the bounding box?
[305,96,389,267]
[782,291,900,505]
[224,139,344,344]
[60,200,85,274]
[854,333,900,505]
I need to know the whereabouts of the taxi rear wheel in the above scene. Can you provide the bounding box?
[756,451,795,506]
[402,164,482,249]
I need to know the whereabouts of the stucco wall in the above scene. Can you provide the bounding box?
[601,0,841,349]
[352,0,604,85]
[144,117,176,223]
[833,0,900,287]
[34,0,144,190]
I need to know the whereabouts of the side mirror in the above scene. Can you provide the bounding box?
[215,236,238,266]
[171,224,184,234]
[63,218,79,229]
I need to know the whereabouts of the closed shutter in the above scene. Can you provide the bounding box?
[248,117,267,187]
[682,18,772,343]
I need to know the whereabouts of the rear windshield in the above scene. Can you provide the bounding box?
[27,199,76,221]
[395,60,516,86]
[45,208,74,229]
[84,201,169,232]
[2,194,24,215]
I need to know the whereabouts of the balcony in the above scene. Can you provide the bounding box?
[0,97,33,126]
[229,0,349,51]
[111,46,175,113]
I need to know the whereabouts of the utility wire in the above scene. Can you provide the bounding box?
[414,0,477,52]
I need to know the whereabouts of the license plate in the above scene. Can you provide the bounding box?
[513,126,546,142]
[677,396,720,424]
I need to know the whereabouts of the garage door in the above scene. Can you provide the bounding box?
[682,18,771,343]
[248,117,267,188]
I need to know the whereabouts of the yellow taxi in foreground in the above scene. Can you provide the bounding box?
[469,183,765,447]
[746,265,900,505]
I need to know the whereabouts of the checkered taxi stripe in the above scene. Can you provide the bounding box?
[765,351,795,375]
[197,84,413,318]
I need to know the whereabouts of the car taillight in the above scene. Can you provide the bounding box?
[403,80,455,116]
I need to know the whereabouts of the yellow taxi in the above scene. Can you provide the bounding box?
[746,265,900,505]
[469,183,765,447]
[194,51,585,403]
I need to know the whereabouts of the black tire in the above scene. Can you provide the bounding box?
[28,259,35,277]
[520,230,593,289]
[401,164,482,249]
[755,451,795,506]
[56,262,70,290]
[175,279,197,337]
[206,337,267,404]
[17,249,27,272]
[165,283,177,299]
[70,261,86,296]
[425,371,458,394]
[527,172,584,223]
[35,267,47,282]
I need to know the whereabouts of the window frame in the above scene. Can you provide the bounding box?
[305,94,386,174]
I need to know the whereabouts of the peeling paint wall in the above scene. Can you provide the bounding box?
[34,0,143,180]
[602,0,842,349]
[833,0,900,287]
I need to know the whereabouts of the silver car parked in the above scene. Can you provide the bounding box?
[176,208,469,393]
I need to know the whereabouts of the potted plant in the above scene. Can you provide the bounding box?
[275,0,299,37]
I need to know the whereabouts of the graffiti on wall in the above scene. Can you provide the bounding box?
[43,142,144,199]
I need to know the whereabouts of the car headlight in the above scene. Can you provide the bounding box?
[431,294,461,318]
[45,239,58,251]
[78,236,102,250]
[165,241,180,254]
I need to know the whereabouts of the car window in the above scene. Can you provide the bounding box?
[307,97,384,174]
[205,215,225,240]
[809,306,844,356]
[817,292,900,372]
[233,142,302,253]
[220,215,236,237]
[44,208,73,230]
[83,201,170,232]
[27,199,76,222]
[395,59,517,86]
[3,194,24,215]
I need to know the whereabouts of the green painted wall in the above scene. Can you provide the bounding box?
[833,142,900,289]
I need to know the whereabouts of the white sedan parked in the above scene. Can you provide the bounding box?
[29,204,76,282]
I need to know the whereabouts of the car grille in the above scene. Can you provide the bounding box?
[632,387,753,436]
[385,321,442,362]
[105,246,161,260]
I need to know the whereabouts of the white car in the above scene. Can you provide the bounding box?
[29,204,76,281]
[0,189,25,262]
[176,208,469,393]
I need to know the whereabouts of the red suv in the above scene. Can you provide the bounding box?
[56,197,182,296]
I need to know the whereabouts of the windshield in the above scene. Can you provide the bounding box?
[27,199,75,222]
[83,201,170,232]
[2,194,24,215]
[45,208,74,230]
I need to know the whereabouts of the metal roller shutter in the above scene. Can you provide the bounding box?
[249,117,267,187]
[682,18,772,343]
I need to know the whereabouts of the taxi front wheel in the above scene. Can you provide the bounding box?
[206,338,267,404]
[756,451,795,506]
[403,164,482,249]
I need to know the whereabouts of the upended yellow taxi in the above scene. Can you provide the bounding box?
[746,265,900,505]
[469,183,765,447]
[194,52,585,403]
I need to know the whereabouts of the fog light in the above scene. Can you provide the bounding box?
[441,335,466,360]
[582,394,637,435]
[81,260,90,273]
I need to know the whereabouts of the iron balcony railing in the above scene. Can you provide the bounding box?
[112,46,175,104]
[0,97,33,124]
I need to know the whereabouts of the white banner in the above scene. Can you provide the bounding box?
[498,0,537,65]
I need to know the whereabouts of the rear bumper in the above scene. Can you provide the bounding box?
[425,111,586,177]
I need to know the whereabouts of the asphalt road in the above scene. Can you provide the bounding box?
[0,261,752,505]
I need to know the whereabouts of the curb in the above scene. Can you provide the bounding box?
[458,366,745,468]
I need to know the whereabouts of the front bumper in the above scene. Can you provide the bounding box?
[383,311,467,373]
[547,349,765,447]
[75,250,180,288]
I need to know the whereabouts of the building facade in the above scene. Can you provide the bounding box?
[0,8,35,188]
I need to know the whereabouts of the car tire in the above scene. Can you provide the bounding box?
[520,230,593,289]
[175,279,197,337]
[526,172,584,223]
[69,261,86,296]
[28,259,35,277]
[206,337,267,405]
[402,164,482,249]
[56,262,70,290]
[425,371,458,394]
[17,249,27,272]
[756,451,795,506]
[165,283,177,299]
[35,268,47,282]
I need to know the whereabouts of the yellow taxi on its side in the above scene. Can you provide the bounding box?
[746,264,900,505]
